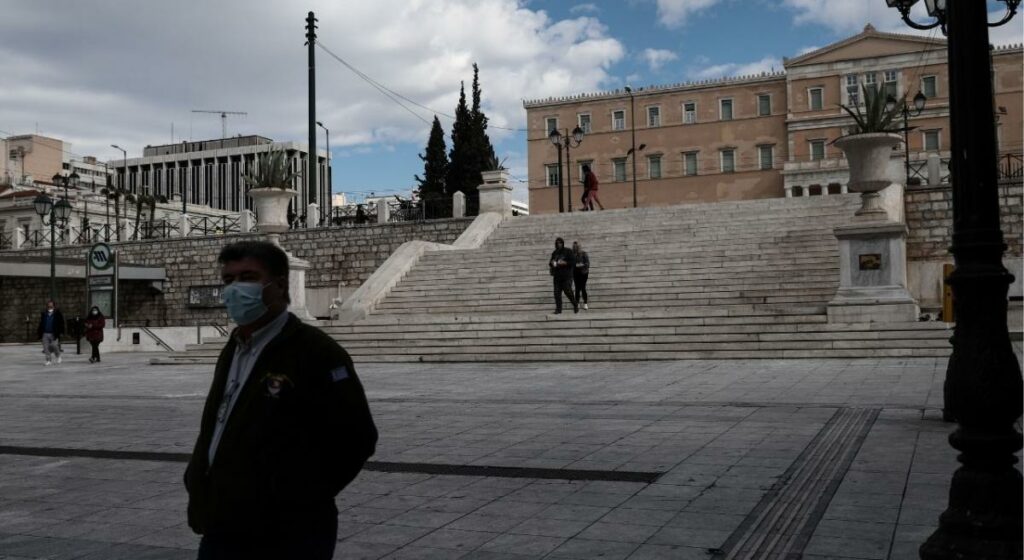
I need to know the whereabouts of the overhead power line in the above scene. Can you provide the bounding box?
[315,40,527,132]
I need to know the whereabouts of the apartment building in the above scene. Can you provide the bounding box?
[524,25,1023,213]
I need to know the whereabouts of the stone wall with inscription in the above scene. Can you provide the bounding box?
[0,219,473,340]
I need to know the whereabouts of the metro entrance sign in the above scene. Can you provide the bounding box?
[89,243,113,271]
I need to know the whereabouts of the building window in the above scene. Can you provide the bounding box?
[647,106,661,127]
[809,88,824,111]
[545,164,560,187]
[578,113,592,134]
[683,152,698,176]
[757,94,771,116]
[545,117,558,134]
[846,74,859,105]
[720,149,736,173]
[648,155,662,179]
[613,158,627,182]
[884,70,898,98]
[810,139,826,161]
[758,145,774,170]
[864,72,877,86]
[720,98,733,121]
[612,110,625,131]
[922,75,937,98]
[924,130,941,151]
[683,102,696,124]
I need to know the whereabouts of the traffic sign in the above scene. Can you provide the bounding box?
[89,243,113,271]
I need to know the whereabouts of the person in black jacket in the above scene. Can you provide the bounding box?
[572,241,591,310]
[36,300,65,366]
[549,237,578,314]
[185,241,377,560]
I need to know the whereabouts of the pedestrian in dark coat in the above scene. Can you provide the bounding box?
[83,306,105,363]
[573,241,591,310]
[36,300,65,366]
[185,241,378,560]
[549,237,578,314]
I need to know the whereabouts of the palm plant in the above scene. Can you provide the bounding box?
[100,180,127,241]
[839,84,903,134]
[243,149,299,190]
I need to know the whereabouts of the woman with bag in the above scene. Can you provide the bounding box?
[84,306,106,363]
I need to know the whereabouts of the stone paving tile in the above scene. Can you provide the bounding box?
[506,517,591,538]
[624,544,710,560]
[408,528,499,551]
[547,537,640,559]
[475,533,566,556]
[574,521,661,543]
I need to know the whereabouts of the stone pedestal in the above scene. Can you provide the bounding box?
[376,198,390,224]
[306,203,319,228]
[827,221,919,323]
[266,234,316,321]
[239,210,255,233]
[452,191,466,218]
[179,214,191,238]
[478,170,512,217]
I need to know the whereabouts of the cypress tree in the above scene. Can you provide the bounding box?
[414,116,449,200]
[470,62,496,172]
[446,82,474,203]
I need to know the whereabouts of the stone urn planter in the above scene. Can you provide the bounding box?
[833,132,901,218]
[248,187,296,233]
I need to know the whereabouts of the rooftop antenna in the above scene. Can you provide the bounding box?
[190,109,248,139]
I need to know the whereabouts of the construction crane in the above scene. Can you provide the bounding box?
[191,109,248,139]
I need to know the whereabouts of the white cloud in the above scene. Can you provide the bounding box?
[796,45,821,56]
[570,3,599,15]
[781,0,911,34]
[641,48,679,71]
[0,0,625,163]
[688,56,783,80]
[656,0,721,28]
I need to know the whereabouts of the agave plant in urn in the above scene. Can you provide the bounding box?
[834,84,904,219]
[244,148,299,233]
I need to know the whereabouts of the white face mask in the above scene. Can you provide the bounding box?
[47,309,53,314]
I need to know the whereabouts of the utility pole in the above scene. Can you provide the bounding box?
[305,11,319,216]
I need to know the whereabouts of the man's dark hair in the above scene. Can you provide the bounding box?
[582,164,591,173]
[218,241,290,278]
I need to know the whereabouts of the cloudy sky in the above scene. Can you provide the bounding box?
[1,1,1020,203]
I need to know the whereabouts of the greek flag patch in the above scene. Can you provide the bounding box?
[330,365,350,382]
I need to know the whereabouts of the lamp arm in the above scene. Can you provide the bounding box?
[988,3,1020,27]
[894,5,943,30]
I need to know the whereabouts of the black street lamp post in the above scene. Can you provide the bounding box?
[317,120,330,218]
[886,91,927,185]
[51,171,80,244]
[624,85,639,207]
[33,187,73,302]
[549,126,585,213]
[886,1,1022,558]
[111,144,127,241]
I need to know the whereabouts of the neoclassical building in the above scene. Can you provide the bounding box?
[523,25,1022,213]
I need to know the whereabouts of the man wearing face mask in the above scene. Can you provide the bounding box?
[184,241,378,560]
[36,300,65,366]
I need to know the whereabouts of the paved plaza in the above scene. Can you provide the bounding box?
[0,343,1017,559]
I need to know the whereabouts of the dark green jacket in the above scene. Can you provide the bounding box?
[184,313,377,535]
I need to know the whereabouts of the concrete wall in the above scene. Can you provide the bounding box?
[0,219,473,340]
[905,179,1023,308]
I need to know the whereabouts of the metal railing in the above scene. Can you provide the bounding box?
[998,152,1023,179]
[187,215,240,236]
[0,231,12,250]
[327,204,377,228]
[908,156,951,185]
[138,219,181,240]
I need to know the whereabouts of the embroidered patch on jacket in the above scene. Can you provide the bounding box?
[330,365,350,382]
[262,373,294,398]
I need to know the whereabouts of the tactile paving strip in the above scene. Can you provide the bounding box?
[716,407,880,560]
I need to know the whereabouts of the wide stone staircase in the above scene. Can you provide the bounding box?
[157,195,952,365]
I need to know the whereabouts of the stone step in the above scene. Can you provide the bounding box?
[373,297,833,314]
[383,284,837,299]
[344,348,950,363]
[404,259,839,279]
